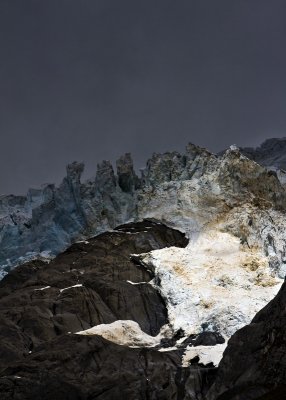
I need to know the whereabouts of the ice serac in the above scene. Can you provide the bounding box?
[95,159,116,189]
[1,142,286,299]
[0,156,137,276]
[116,152,139,192]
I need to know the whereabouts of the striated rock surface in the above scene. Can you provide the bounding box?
[0,221,218,400]
[0,221,187,367]
[0,333,217,400]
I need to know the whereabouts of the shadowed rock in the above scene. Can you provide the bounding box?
[0,221,187,368]
[0,221,221,399]
[206,280,286,400]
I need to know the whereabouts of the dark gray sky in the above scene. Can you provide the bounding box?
[1,0,286,195]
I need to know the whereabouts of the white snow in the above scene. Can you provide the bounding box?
[133,227,283,366]
[182,343,228,367]
[34,286,51,291]
[158,347,177,352]
[59,284,83,293]
[119,231,142,235]
[138,230,281,338]
[126,280,148,285]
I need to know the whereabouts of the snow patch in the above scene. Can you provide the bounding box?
[34,286,51,291]
[182,343,228,367]
[158,347,177,352]
[137,230,282,339]
[59,284,83,293]
[76,320,171,348]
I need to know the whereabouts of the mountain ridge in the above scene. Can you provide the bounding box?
[1,138,286,277]
[1,138,286,398]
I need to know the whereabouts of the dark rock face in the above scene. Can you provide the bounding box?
[2,220,286,399]
[206,280,286,400]
[0,334,216,400]
[0,221,214,399]
[0,221,188,366]
[0,335,180,400]
[181,332,225,348]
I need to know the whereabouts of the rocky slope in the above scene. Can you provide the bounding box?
[1,139,286,398]
[0,221,218,399]
[1,222,285,399]
[0,221,187,367]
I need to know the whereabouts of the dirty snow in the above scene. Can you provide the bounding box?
[76,320,172,348]
[137,230,281,339]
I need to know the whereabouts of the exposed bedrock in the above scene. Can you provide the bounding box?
[0,222,186,367]
[0,335,216,400]
[0,221,222,399]
[3,221,286,399]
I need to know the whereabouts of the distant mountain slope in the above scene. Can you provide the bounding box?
[239,137,286,170]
